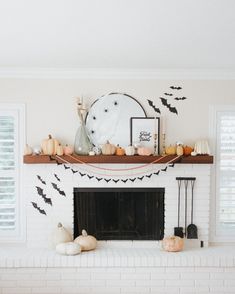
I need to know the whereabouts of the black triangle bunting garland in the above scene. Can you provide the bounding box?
[51,155,178,183]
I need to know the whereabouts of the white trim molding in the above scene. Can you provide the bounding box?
[0,68,235,80]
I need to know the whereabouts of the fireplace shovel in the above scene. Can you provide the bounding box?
[187,178,198,239]
[174,178,184,238]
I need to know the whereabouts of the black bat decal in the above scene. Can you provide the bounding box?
[169,163,175,167]
[71,169,78,174]
[79,172,86,177]
[54,174,60,181]
[129,178,136,182]
[154,171,160,175]
[138,176,144,180]
[31,202,46,215]
[112,179,119,183]
[35,186,52,205]
[37,175,46,185]
[159,98,178,115]
[104,178,111,183]
[161,166,168,172]
[147,99,161,114]
[96,177,103,182]
[64,165,70,170]
[174,97,187,101]
[121,179,128,183]
[87,175,94,179]
[146,174,152,178]
[51,183,66,196]
[164,93,173,96]
[170,86,182,90]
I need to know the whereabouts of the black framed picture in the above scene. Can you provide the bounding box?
[130,117,160,154]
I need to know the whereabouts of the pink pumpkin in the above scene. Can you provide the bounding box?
[63,144,74,155]
[137,147,152,156]
[162,236,184,252]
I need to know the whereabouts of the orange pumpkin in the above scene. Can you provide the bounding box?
[184,145,193,156]
[115,145,125,156]
[162,236,184,252]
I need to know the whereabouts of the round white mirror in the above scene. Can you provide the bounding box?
[86,93,146,147]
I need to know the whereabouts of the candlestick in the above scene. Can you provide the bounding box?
[153,133,158,155]
[162,133,166,156]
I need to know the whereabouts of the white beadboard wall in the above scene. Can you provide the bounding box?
[23,163,211,249]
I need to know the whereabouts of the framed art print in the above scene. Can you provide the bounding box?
[130,117,160,154]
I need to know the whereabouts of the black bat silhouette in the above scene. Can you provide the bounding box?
[160,98,178,115]
[129,178,136,182]
[96,177,102,182]
[51,182,66,196]
[174,97,187,101]
[169,163,175,167]
[164,93,173,96]
[35,186,52,205]
[54,174,60,181]
[147,99,161,114]
[31,202,46,215]
[79,172,86,177]
[112,179,119,183]
[170,86,182,90]
[71,169,78,174]
[154,171,160,175]
[87,175,94,179]
[37,175,46,185]
[104,178,111,183]
[64,165,70,170]
[138,176,144,180]
[161,166,168,172]
[146,174,152,178]
[55,159,63,165]
[121,179,128,183]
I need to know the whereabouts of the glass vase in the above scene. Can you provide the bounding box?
[74,119,93,155]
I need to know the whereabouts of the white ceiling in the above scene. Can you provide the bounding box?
[0,0,235,72]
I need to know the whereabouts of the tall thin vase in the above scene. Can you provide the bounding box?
[74,114,92,155]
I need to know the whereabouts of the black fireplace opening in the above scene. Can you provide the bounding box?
[74,188,164,240]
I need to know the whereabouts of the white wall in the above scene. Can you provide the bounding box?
[0,78,234,148]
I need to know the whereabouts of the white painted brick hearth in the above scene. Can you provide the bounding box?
[23,163,211,249]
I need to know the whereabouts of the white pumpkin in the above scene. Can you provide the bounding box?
[56,242,81,255]
[24,144,33,155]
[52,223,73,247]
[74,229,97,251]
[125,145,135,156]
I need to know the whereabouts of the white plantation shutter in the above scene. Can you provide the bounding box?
[0,105,25,241]
[216,110,235,236]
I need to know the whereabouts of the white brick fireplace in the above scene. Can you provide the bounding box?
[24,163,211,249]
[2,162,235,293]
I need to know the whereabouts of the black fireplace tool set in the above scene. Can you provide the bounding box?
[174,177,198,239]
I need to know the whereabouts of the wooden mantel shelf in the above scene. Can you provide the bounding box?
[23,154,213,164]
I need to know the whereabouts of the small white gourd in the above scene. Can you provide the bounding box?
[24,144,33,155]
[56,242,81,255]
[74,229,97,251]
[53,223,73,247]
[125,145,135,156]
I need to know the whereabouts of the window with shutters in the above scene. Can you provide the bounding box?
[0,104,25,242]
[210,105,235,242]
